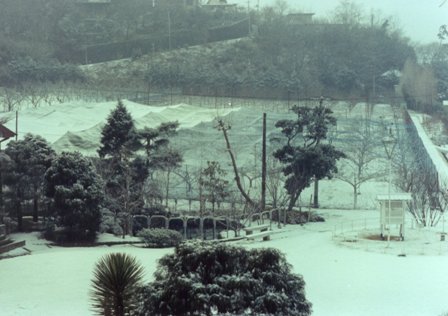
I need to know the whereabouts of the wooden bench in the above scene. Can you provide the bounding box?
[243,224,271,241]
[243,224,269,234]
[246,230,271,241]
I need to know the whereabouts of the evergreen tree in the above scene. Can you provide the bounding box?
[0,152,12,224]
[4,134,55,230]
[44,151,103,242]
[274,104,345,212]
[133,241,312,316]
[98,100,137,160]
[98,101,143,236]
[139,121,179,168]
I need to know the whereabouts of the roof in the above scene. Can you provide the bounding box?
[78,0,111,3]
[287,13,315,17]
[0,124,15,142]
[204,0,236,6]
[376,193,412,201]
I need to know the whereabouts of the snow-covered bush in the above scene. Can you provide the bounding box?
[99,216,123,236]
[272,210,325,225]
[99,208,123,236]
[131,241,312,316]
[137,228,182,248]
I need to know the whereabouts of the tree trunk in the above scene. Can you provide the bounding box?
[16,198,22,232]
[218,120,256,208]
[165,170,171,209]
[287,191,300,212]
[0,170,3,224]
[33,187,39,222]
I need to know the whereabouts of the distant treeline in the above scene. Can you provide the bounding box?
[77,19,249,64]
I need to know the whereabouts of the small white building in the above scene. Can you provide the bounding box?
[377,193,412,241]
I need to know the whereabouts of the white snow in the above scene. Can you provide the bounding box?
[1,99,448,315]
[410,113,448,192]
[2,212,448,316]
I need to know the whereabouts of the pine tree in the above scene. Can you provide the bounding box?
[98,100,137,160]
[4,134,55,229]
[44,152,103,242]
[98,101,143,236]
[274,104,345,212]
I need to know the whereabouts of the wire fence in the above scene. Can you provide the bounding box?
[331,215,448,256]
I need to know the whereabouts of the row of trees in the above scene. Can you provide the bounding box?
[0,99,354,239]
[0,0,245,85]
[139,13,414,99]
[0,101,182,240]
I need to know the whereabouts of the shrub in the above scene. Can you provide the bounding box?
[99,208,123,236]
[131,241,312,316]
[272,210,325,225]
[91,253,144,316]
[137,228,183,248]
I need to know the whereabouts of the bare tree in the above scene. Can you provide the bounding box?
[150,147,183,209]
[265,156,288,209]
[335,117,384,208]
[394,112,445,227]
[1,88,24,112]
[216,119,256,209]
[24,84,46,108]
[332,0,364,26]
[407,168,445,227]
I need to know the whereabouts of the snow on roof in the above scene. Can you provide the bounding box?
[376,193,412,201]
[0,124,15,141]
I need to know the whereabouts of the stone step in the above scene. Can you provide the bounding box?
[0,224,5,236]
[0,238,12,247]
[0,240,26,255]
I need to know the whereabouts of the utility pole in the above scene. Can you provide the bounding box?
[261,113,267,212]
[15,111,18,141]
[168,11,172,51]
[247,0,251,35]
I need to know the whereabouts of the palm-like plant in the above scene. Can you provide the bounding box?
[91,253,144,316]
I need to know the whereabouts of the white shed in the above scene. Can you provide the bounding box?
[377,193,412,241]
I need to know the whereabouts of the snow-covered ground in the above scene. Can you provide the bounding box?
[2,99,448,315]
[2,210,448,316]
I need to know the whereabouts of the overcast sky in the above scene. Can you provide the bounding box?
[233,0,447,44]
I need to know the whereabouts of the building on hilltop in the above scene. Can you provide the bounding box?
[203,0,237,11]
[286,13,315,25]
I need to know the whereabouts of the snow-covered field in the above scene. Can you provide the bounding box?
[1,99,448,315]
[2,210,448,316]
